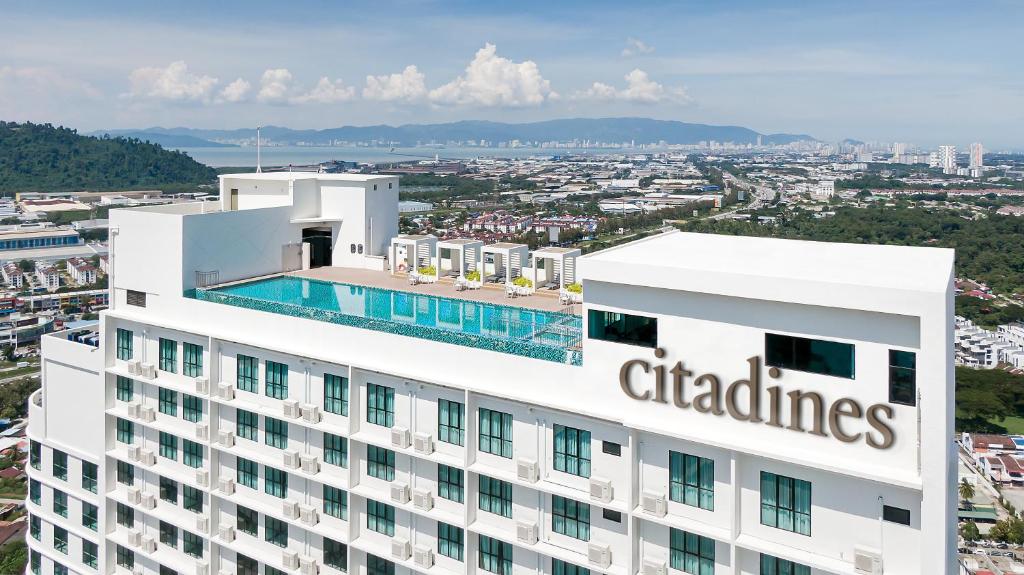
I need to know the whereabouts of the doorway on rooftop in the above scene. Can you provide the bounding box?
[302,227,332,268]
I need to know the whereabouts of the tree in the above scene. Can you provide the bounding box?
[959,479,976,508]
[961,520,981,542]
[0,540,26,575]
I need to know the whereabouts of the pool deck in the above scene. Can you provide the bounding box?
[288,267,578,314]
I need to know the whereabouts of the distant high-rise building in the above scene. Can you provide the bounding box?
[892,142,907,163]
[970,142,984,169]
[937,145,957,174]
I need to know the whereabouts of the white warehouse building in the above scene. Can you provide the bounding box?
[25,172,955,575]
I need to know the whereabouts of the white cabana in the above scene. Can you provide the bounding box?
[436,238,484,279]
[530,246,581,290]
[480,242,530,285]
[389,234,437,275]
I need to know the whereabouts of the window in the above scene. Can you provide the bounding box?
[52,450,67,480]
[183,394,202,422]
[324,433,348,468]
[237,458,258,489]
[588,309,657,347]
[116,503,134,528]
[30,479,40,504]
[160,476,178,503]
[265,360,288,399]
[324,373,348,416]
[324,538,348,571]
[265,417,288,449]
[759,554,810,575]
[117,461,134,486]
[670,451,714,511]
[367,446,395,481]
[159,338,177,373]
[478,475,512,517]
[603,508,622,522]
[237,555,258,575]
[237,506,258,535]
[30,549,40,575]
[116,376,133,401]
[323,485,348,520]
[82,461,97,493]
[30,515,40,539]
[82,502,98,530]
[602,441,621,456]
[159,387,178,416]
[83,541,98,569]
[367,555,394,575]
[30,441,40,469]
[478,535,512,575]
[237,354,258,393]
[760,471,811,536]
[889,350,916,406]
[669,528,715,575]
[478,408,513,458]
[53,490,67,517]
[54,526,68,553]
[160,566,177,575]
[116,545,134,569]
[765,333,855,379]
[116,328,133,360]
[265,516,288,547]
[554,425,591,477]
[883,505,911,526]
[553,559,590,575]
[438,464,464,503]
[438,399,465,446]
[438,522,464,561]
[183,530,203,558]
[552,495,590,541]
[265,466,288,498]
[116,417,133,444]
[183,439,203,468]
[159,431,178,460]
[366,500,395,536]
[237,409,258,441]
[159,521,178,547]
[183,342,203,377]
[366,383,394,427]
[184,485,203,513]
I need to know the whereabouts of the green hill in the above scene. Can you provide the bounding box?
[0,122,217,193]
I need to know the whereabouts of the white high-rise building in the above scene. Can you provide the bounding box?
[969,143,984,169]
[891,143,906,163]
[25,172,957,575]
[937,145,957,175]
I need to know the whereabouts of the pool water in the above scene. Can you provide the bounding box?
[192,276,582,365]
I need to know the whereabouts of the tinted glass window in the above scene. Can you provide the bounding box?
[765,333,854,378]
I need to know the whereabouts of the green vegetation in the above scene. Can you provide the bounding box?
[955,366,1024,432]
[417,265,436,276]
[464,270,481,282]
[989,516,1024,544]
[961,520,981,541]
[0,378,40,419]
[0,540,26,575]
[0,122,216,192]
[957,296,1024,330]
[512,277,532,288]
[566,282,582,294]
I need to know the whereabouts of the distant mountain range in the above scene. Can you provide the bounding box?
[94,118,816,147]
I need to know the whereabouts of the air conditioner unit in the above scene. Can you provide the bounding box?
[640,491,667,517]
[282,551,300,570]
[391,426,410,449]
[141,492,156,509]
[196,516,210,534]
[195,377,209,395]
[127,360,141,375]
[218,382,235,401]
[196,469,209,487]
[127,402,141,419]
[127,445,141,462]
[413,432,433,455]
[128,530,142,547]
[299,557,319,575]
[195,561,209,575]
[283,500,300,519]
[391,537,411,560]
[139,405,155,422]
[302,404,321,424]
[219,430,235,447]
[283,450,300,469]
[283,399,301,419]
[588,543,612,569]
[642,559,666,575]
[218,525,235,542]
[412,488,433,511]
[853,546,883,575]
[300,454,320,475]
[299,504,319,526]
[218,477,235,495]
[517,458,538,483]
[196,423,209,441]
[126,486,141,504]
[516,520,538,545]
[141,534,156,553]
[590,477,613,503]
[391,483,410,504]
[414,546,434,569]
[140,363,156,379]
[139,449,155,466]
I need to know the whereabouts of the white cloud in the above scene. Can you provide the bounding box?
[127,61,218,102]
[218,78,251,103]
[0,66,100,99]
[257,68,293,103]
[292,77,356,104]
[429,43,555,107]
[363,65,427,102]
[576,69,689,104]
[621,38,655,57]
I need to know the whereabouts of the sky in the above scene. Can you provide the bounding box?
[1,0,1022,148]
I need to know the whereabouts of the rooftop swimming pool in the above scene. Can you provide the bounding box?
[190,276,583,365]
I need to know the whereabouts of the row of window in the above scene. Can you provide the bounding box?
[111,461,203,514]
[28,514,99,570]
[115,417,206,467]
[29,443,98,493]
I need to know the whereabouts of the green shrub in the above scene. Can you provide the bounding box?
[465,270,481,281]
[566,282,583,294]
[512,277,533,288]
[417,265,436,276]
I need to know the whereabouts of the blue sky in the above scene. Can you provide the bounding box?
[1,0,1021,147]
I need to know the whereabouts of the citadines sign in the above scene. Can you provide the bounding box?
[619,349,895,449]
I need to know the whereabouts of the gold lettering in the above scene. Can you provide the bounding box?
[619,359,651,400]
[692,374,723,415]
[786,390,827,436]
[726,356,763,422]
[828,398,863,443]
[866,404,896,449]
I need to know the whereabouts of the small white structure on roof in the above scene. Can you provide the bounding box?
[480,242,529,285]
[436,238,483,279]
[389,234,437,275]
[531,246,581,290]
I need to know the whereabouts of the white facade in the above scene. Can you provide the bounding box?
[969,143,983,169]
[25,173,955,575]
[937,146,957,175]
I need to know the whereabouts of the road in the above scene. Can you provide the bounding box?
[707,171,776,220]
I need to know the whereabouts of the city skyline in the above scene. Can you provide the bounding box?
[1,0,1022,148]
